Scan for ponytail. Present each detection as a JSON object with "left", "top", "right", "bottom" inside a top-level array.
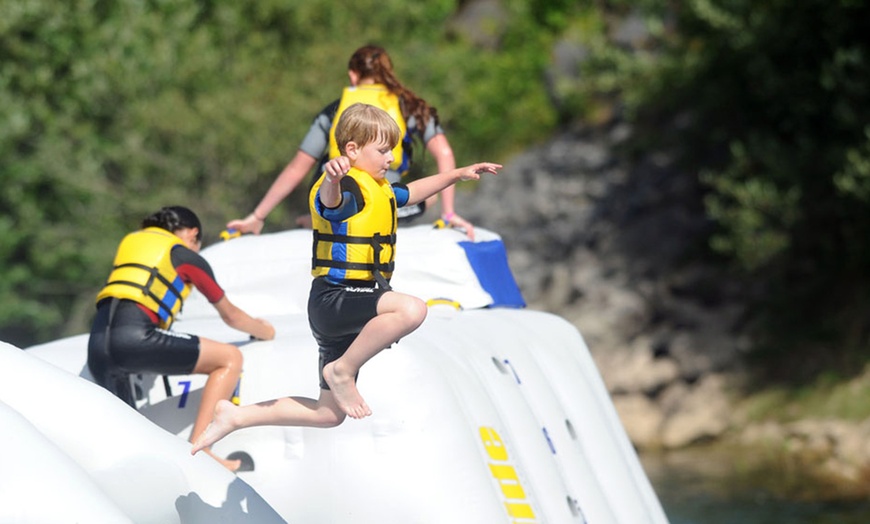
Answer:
[{"left": 348, "top": 45, "right": 439, "bottom": 138}]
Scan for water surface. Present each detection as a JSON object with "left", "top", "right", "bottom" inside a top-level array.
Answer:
[{"left": 641, "top": 446, "right": 870, "bottom": 524}]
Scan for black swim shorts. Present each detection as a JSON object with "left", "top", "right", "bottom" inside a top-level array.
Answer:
[
  {"left": 87, "top": 298, "right": 200, "bottom": 406},
  {"left": 307, "top": 276, "right": 389, "bottom": 389}
]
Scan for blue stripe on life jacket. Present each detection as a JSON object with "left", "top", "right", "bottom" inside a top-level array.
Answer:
[{"left": 158, "top": 275, "right": 187, "bottom": 323}]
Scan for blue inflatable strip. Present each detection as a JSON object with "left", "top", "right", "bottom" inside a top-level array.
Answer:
[{"left": 458, "top": 240, "right": 526, "bottom": 308}]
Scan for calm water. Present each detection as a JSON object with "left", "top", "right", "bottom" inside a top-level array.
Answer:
[{"left": 641, "top": 447, "right": 870, "bottom": 524}]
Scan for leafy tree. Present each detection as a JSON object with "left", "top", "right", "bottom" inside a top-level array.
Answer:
[
  {"left": 0, "top": 0, "right": 561, "bottom": 346},
  {"left": 596, "top": 0, "right": 870, "bottom": 372}
]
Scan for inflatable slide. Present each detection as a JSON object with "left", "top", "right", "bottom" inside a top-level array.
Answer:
[
  {"left": 22, "top": 225, "right": 669, "bottom": 523},
  {"left": 0, "top": 341, "right": 284, "bottom": 523}
]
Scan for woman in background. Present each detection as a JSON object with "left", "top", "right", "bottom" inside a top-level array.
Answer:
[{"left": 227, "top": 44, "right": 480, "bottom": 239}]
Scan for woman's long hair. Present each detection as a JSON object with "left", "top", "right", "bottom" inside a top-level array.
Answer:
[{"left": 348, "top": 45, "right": 439, "bottom": 136}]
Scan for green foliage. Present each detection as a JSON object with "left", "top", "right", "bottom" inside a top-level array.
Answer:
[
  {"left": 741, "top": 368, "right": 870, "bottom": 423},
  {"left": 542, "top": 0, "right": 870, "bottom": 374},
  {"left": 834, "top": 126, "right": 870, "bottom": 201},
  {"left": 635, "top": 0, "right": 870, "bottom": 272},
  {"left": 633, "top": 0, "right": 870, "bottom": 372},
  {"left": 6, "top": 0, "right": 867, "bottom": 379},
  {"left": 539, "top": 2, "right": 665, "bottom": 123},
  {"left": 701, "top": 141, "right": 800, "bottom": 270},
  {"left": 0, "top": 0, "right": 561, "bottom": 346}
]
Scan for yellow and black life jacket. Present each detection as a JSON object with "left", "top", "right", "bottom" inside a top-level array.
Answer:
[
  {"left": 95, "top": 227, "right": 191, "bottom": 329},
  {"left": 309, "top": 167, "right": 397, "bottom": 288},
  {"left": 328, "top": 84, "right": 409, "bottom": 174}
]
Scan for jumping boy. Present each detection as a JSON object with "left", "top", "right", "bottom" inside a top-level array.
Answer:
[{"left": 192, "top": 103, "right": 500, "bottom": 453}]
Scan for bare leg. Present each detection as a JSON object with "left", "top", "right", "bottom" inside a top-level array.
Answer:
[
  {"left": 324, "top": 291, "right": 426, "bottom": 419},
  {"left": 321, "top": 362, "right": 369, "bottom": 419},
  {"left": 192, "top": 390, "right": 345, "bottom": 455},
  {"left": 189, "top": 338, "right": 243, "bottom": 471}
]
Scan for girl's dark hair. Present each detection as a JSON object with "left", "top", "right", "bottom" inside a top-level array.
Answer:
[
  {"left": 348, "top": 45, "right": 439, "bottom": 136},
  {"left": 142, "top": 206, "right": 202, "bottom": 241}
]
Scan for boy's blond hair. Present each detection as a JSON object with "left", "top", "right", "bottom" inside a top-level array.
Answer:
[{"left": 334, "top": 103, "right": 401, "bottom": 155}]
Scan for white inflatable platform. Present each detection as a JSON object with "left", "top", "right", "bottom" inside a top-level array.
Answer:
[
  {"left": 0, "top": 341, "right": 284, "bottom": 523},
  {"left": 20, "top": 225, "right": 668, "bottom": 523}
]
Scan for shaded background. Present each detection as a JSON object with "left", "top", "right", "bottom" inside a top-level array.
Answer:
[{"left": 3, "top": 0, "right": 870, "bottom": 519}]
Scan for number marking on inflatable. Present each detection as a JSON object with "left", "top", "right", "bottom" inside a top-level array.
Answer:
[
  {"left": 177, "top": 380, "right": 191, "bottom": 408},
  {"left": 479, "top": 426, "right": 537, "bottom": 522}
]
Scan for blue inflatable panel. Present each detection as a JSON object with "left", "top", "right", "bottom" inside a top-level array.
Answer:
[{"left": 460, "top": 240, "right": 526, "bottom": 308}]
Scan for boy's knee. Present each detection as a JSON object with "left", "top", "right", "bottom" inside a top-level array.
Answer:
[
  {"left": 400, "top": 296, "right": 427, "bottom": 323},
  {"left": 410, "top": 298, "right": 427, "bottom": 326}
]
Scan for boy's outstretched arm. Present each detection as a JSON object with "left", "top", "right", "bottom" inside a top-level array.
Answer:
[{"left": 406, "top": 163, "right": 501, "bottom": 206}]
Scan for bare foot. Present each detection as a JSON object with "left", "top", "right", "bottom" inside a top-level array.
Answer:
[
  {"left": 204, "top": 449, "right": 242, "bottom": 472},
  {"left": 322, "top": 362, "right": 372, "bottom": 419},
  {"left": 191, "top": 399, "right": 238, "bottom": 455}
]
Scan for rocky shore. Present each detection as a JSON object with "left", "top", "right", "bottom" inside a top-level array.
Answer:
[{"left": 450, "top": 118, "right": 870, "bottom": 497}]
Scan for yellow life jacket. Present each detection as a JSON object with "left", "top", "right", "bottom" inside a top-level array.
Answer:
[
  {"left": 95, "top": 227, "right": 191, "bottom": 329},
  {"left": 328, "top": 84, "right": 409, "bottom": 174},
  {"left": 309, "top": 167, "right": 397, "bottom": 286}
]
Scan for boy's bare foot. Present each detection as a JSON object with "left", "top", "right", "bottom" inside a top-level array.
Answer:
[
  {"left": 323, "top": 362, "right": 372, "bottom": 419},
  {"left": 191, "top": 399, "right": 238, "bottom": 455}
]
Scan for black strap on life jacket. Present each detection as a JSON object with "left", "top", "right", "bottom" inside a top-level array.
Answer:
[
  {"left": 104, "top": 263, "right": 184, "bottom": 323},
  {"left": 312, "top": 231, "right": 396, "bottom": 290}
]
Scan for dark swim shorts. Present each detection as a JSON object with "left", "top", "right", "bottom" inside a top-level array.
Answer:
[
  {"left": 307, "top": 276, "right": 389, "bottom": 389},
  {"left": 87, "top": 298, "right": 200, "bottom": 406}
]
